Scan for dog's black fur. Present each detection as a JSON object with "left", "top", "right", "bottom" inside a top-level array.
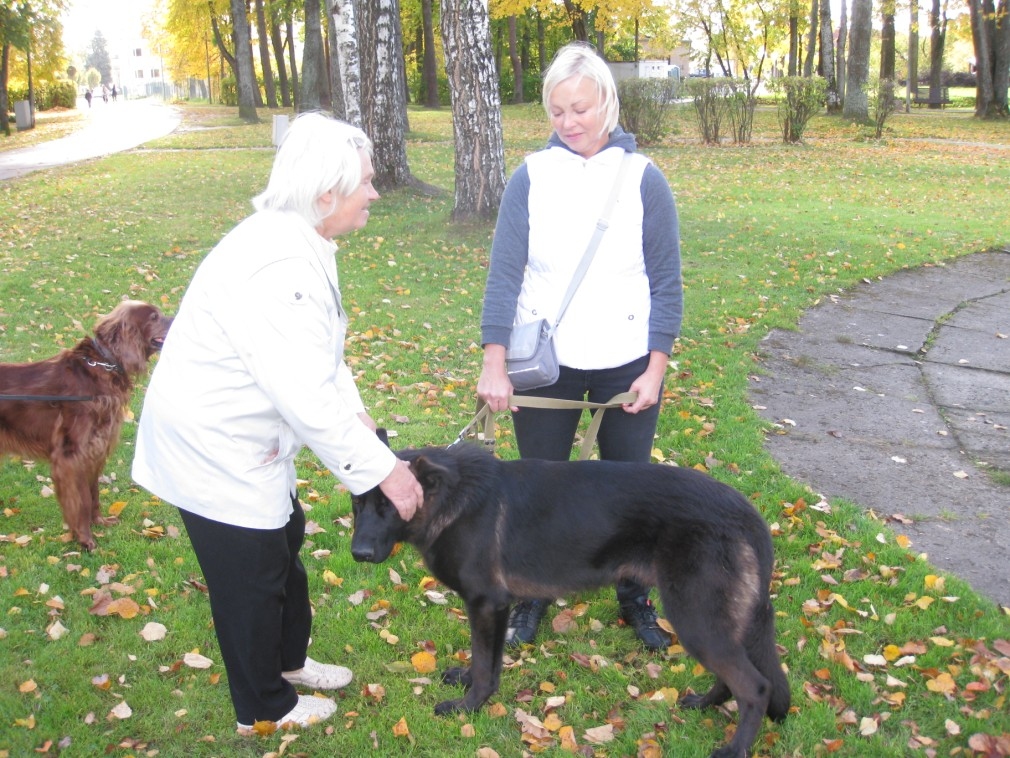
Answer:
[{"left": 351, "top": 438, "right": 789, "bottom": 758}]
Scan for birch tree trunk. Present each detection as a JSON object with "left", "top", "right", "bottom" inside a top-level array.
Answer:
[
  {"left": 440, "top": 0, "right": 506, "bottom": 221},
  {"left": 326, "top": 8, "right": 344, "bottom": 118},
  {"left": 330, "top": 0, "right": 362, "bottom": 126},
  {"left": 843, "top": 0, "right": 871, "bottom": 120},
  {"left": 230, "top": 0, "right": 259, "bottom": 122},
  {"left": 359, "top": 0, "right": 415, "bottom": 189}
]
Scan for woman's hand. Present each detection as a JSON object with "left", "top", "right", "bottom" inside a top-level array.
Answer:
[
  {"left": 623, "top": 350, "right": 668, "bottom": 414},
  {"left": 378, "top": 459, "right": 424, "bottom": 521},
  {"left": 476, "top": 344, "right": 517, "bottom": 412}
]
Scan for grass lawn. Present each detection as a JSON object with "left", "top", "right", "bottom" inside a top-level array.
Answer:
[{"left": 0, "top": 100, "right": 1008, "bottom": 757}]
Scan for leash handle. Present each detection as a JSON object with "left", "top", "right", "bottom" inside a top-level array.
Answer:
[{"left": 452, "top": 392, "right": 637, "bottom": 461}]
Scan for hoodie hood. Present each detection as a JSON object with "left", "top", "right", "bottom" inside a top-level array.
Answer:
[{"left": 546, "top": 125, "right": 638, "bottom": 155}]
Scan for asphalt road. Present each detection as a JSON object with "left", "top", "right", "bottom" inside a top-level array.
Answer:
[{"left": 0, "top": 97, "right": 180, "bottom": 180}]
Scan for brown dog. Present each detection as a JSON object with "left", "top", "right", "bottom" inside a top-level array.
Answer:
[{"left": 0, "top": 301, "right": 172, "bottom": 550}]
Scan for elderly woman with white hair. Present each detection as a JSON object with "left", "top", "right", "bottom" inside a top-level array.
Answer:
[
  {"left": 476, "top": 42, "right": 683, "bottom": 650},
  {"left": 133, "top": 112, "right": 423, "bottom": 731}
]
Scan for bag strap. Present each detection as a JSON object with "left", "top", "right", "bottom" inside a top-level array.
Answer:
[
  {"left": 451, "top": 392, "right": 638, "bottom": 461},
  {"left": 552, "top": 152, "right": 634, "bottom": 331}
]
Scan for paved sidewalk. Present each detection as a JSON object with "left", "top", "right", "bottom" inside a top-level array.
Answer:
[
  {"left": 0, "top": 97, "right": 180, "bottom": 180},
  {"left": 750, "top": 250, "right": 1010, "bottom": 607}
]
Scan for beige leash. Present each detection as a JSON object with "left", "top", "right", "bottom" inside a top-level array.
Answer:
[{"left": 450, "top": 392, "right": 638, "bottom": 461}]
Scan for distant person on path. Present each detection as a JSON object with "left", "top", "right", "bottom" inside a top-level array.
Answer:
[
  {"left": 84, "top": 89, "right": 92, "bottom": 108},
  {"left": 111, "top": 85, "right": 117, "bottom": 102},
  {"left": 132, "top": 113, "right": 424, "bottom": 732},
  {"left": 101, "top": 84, "right": 108, "bottom": 103},
  {"left": 476, "top": 41, "right": 683, "bottom": 650}
]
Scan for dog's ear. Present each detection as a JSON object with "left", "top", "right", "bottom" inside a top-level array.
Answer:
[
  {"left": 410, "top": 454, "right": 460, "bottom": 495},
  {"left": 376, "top": 428, "right": 389, "bottom": 447}
]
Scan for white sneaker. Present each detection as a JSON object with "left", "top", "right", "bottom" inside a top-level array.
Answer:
[
  {"left": 282, "top": 656, "right": 353, "bottom": 690},
  {"left": 236, "top": 693, "right": 337, "bottom": 730}
]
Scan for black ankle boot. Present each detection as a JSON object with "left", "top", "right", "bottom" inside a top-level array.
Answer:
[
  {"left": 505, "top": 599, "right": 549, "bottom": 647},
  {"left": 619, "top": 595, "right": 670, "bottom": 651}
]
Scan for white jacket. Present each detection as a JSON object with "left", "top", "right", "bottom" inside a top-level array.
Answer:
[{"left": 132, "top": 210, "right": 396, "bottom": 529}]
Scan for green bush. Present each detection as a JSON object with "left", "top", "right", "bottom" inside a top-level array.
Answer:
[
  {"left": 685, "top": 77, "right": 731, "bottom": 144},
  {"left": 7, "top": 80, "right": 79, "bottom": 111},
  {"left": 618, "top": 77, "right": 681, "bottom": 145},
  {"left": 769, "top": 76, "right": 827, "bottom": 143},
  {"left": 869, "top": 77, "right": 897, "bottom": 138}
]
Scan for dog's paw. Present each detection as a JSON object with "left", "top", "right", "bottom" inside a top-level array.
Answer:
[
  {"left": 433, "top": 698, "right": 465, "bottom": 716},
  {"left": 95, "top": 515, "right": 120, "bottom": 526},
  {"left": 678, "top": 693, "right": 706, "bottom": 710},
  {"left": 440, "top": 666, "right": 471, "bottom": 689},
  {"left": 707, "top": 745, "right": 747, "bottom": 758},
  {"left": 75, "top": 534, "right": 98, "bottom": 552}
]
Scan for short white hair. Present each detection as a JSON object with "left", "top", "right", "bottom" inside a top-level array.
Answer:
[
  {"left": 253, "top": 112, "right": 372, "bottom": 227},
  {"left": 542, "top": 42, "right": 620, "bottom": 136}
]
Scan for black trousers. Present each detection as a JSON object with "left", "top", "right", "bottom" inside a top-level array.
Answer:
[
  {"left": 511, "top": 354, "right": 662, "bottom": 604},
  {"left": 179, "top": 496, "right": 311, "bottom": 724}
]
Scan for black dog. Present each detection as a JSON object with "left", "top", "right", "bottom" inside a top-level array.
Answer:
[{"left": 351, "top": 439, "right": 789, "bottom": 758}]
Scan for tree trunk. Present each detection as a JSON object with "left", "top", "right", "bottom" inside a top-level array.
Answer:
[
  {"left": 928, "top": 0, "right": 947, "bottom": 109},
  {"left": 837, "top": 0, "right": 848, "bottom": 104},
  {"left": 255, "top": 0, "right": 278, "bottom": 107},
  {"left": 286, "top": 16, "right": 299, "bottom": 110},
  {"left": 803, "top": 0, "right": 818, "bottom": 76},
  {"left": 536, "top": 11, "right": 546, "bottom": 73},
  {"left": 843, "top": 0, "right": 872, "bottom": 120},
  {"left": 788, "top": 0, "right": 799, "bottom": 76},
  {"left": 330, "top": 0, "right": 362, "bottom": 126},
  {"left": 230, "top": 0, "right": 259, "bottom": 122},
  {"left": 1, "top": 41, "right": 10, "bottom": 137},
  {"left": 211, "top": 13, "right": 238, "bottom": 81},
  {"left": 440, "top": 0, "right": 506, "bottom": 221},
  {"left": 969, "top": 0, "right": 1010, "bottom": 116},
  {"left": 508, "top": 15, "right": 523, "bottom": 104},
  {"left": 268, "top": 1, "right": 291, "bottom": 107},
  {"left": 300, "top": 0, "right": 324, "bottom": 111},
  {"left": 880, "top": 0, "right": 896, "bottom": 80},
  {"left": 562, "top": 0, "right": 589, "bottom": 41},
  {"left": 819, "top": 0, "right": 840, "bottom": 110},
  {"left": 995, "top": 0, "right": 1010, "bottom": 115},
  {"left": 325, "top": 7, "right": 342, "bottom": 115},
  {"left": 359, "top": 0, "right": 415, "bottom": 189},
  {"left": 907, "top": 0, "right": 919, "bottom": 111},
  {"left": 421, "top": 0, "right": 439, "bottom": 106}
]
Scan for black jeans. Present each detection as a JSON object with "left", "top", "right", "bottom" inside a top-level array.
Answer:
[
  {"left": 511, "top": 354, "right": 662, "bottom": 603},
  {"left": 179, "top": 496, "right": 311, "bottom": 724}
]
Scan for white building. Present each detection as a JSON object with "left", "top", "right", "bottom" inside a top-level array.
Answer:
[{"left": 110, "top": 39, "right": 168, "bottom": 99}]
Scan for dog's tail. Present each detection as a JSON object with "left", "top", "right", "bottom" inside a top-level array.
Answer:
[{"left": 748, "top": 599, "right": 791, "bottom": 722}]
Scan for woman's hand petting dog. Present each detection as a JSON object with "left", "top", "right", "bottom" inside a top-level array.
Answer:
[{"left": 0, "top": 300, "right": 172, "bottom": 550}]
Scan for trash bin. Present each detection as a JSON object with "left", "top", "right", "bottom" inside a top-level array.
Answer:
[
  {"left": 14, "top": 100, "right": 33, "bottom": 131},
  {"left": 272, "top": 114, "right": 289, "bottom": 146}
]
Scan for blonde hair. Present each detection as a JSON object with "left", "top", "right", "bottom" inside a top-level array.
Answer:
[
  {"left": 541, "top": 42, "right": 620, "bottom": 136},
  {"left": 253, "top": 112, "right": 372, "bottom": 227}
]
